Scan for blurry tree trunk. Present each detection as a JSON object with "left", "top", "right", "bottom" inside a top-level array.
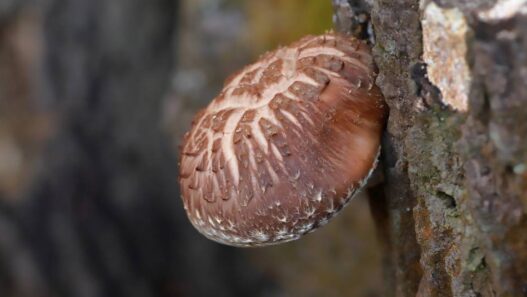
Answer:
[
  {"left": 335, "top": 0, "right": 527, "bottom": 296},
  {"left": 0, "top": 1, "right": 274, "bottom": 297},
  {"left": 1, "top": 0, "right": 526, "bottom": 296}
]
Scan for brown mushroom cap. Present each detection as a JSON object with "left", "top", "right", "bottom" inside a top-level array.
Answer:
[{"left": 179, "top": 32, "right": 387, "bottom": 247}]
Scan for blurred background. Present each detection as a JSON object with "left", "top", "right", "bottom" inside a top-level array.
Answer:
[{"left": 0, "top": 0, "right": 382, "bottom": 296}]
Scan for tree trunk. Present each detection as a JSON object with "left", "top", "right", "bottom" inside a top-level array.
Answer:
[
  {"left": 335, "top": 0, "right": 527, "bottom": 296},
  {"left": 0, "top": 1, "right": 275, "bottom": 297},
  {"left": 1, "top": 0, "right": 526, "bottom": 296}
]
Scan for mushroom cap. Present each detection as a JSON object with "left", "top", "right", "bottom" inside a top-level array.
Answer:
[{"left": 179, "top": 32, "right": 387, "bottom": 247}]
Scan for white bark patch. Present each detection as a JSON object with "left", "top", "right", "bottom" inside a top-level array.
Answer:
[
  {"left": 478, "top": 0, "right": 527, "bottom": 22},
  {"left": 422, "top": 2, "right": 470, "bottom": 112}
]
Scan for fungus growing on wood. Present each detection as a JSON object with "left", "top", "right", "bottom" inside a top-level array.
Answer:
[{"left": 179, "top": 32, "right": 387, "bottom": 247}]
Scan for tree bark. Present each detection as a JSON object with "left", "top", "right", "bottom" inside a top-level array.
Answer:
[
  {"left": 336, "top": 0, "right": 527, "bottom": 296},
  {"left": 1, "top": 0, "right": 526, "bottom": 296}
]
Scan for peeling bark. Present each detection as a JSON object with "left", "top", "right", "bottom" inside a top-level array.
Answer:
[
  {"left": 337, "top": 0, "right": 527, "bottom": 296},
  {"left": 0, "top": 1, "right": 525, "bottom": 296}
]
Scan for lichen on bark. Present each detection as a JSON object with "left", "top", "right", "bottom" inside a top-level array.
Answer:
[{"left": 341, "top": 0, "right": 527, "bottom": 296}]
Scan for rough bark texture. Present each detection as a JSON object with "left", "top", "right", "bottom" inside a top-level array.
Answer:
[
  {"left": 335, "top": 0, "right": 527, "bottom": 296},
  {"left": 0, "top": 0, "right": 526, "bottom": 296}
]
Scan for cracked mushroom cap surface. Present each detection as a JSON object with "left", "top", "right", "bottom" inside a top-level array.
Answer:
[{"left": 179, "top": 32, "right": 387, "bottom": 247}]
